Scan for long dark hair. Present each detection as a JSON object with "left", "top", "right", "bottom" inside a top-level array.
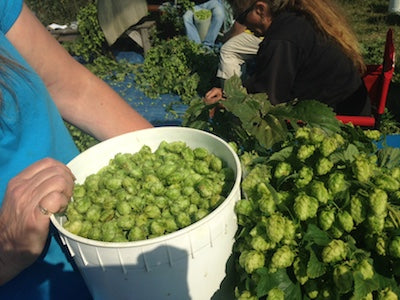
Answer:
[
  {"left": 229, "top": 0, "right": 366, "bottom": 74},
  {"left": 0, "top": 51, "right": 25, "bottom": 106}
]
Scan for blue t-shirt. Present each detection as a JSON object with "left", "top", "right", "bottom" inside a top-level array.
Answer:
[{"left": 0, "top": 1, "right": 91, "bottom": 299}]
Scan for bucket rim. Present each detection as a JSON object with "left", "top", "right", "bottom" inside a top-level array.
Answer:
[{"left": 50, "top": 126, "right": 242, "bottom": 248}]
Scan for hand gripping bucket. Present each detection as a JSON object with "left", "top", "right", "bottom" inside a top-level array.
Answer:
[{"left": 51, "top": 127, "right": 242, "bottom": 300}]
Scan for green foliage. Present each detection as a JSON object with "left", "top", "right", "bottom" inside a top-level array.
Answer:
[
  {"left": 65, "top": 122, "right": 98, "bottom": 152},
  {"left": 380, "top": 109, "right": 400, "bottom": 135},
  {"left": 360, "top": 37, "right": 386, "bottom": 65},
  {"left": 60, "top": 3, "right": 136, "bottom": 152},
  {"left": 65, "top": 2, "right": 108, "bottom": 63},
  {"left": 135, "top": 36, "right": 219, "bottom": 104},
  {"left": 29, "top": 0, "right": 400, "bottom": 150},
  {"left": 233, "top": 124, "right": 400, "bottom": 299},
  {"left": 85, "top": 55, "right": 137, "bottom": 81},
  {"left": 183, "top": 75, "right": 342, "bottom": 152},
  {"left": 337, "top": 0, "right": 400, "bottom": 83},
  {"left": 157, "top": 0, "right": 194, "bottom": 39},
  {"left": 26, "top": 0, "right": 92, "bottom": 25}
]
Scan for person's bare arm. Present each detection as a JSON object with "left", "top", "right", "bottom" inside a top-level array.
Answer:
[{"left": 6, "top": 4, "right": 152, "bottom": 141}]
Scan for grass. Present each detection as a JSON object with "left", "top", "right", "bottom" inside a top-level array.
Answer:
[
  {"left": 339, "top": 0, "right": 399, "bottom": 63},
  {"left": 339, "top": 0, "right": 400, "bottom": 128}
]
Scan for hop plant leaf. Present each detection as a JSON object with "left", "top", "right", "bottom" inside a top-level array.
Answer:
[{"left": 189, "top": 75, "right": 343, "bottom": 150}]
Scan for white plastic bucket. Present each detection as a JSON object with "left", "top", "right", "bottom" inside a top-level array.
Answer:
[
  {"left": 194, "top": 10, "right": 211, "bottom": 42},
  {"left": 389, "top": 0, "right": 400, "bottom": 14},
  {"left": 51, "top": 127, "right": 242, "bottom": 300}
]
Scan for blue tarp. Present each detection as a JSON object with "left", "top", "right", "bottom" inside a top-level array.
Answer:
[
  {"left": 104, "top": 51, "right": 400, "bottom": 149},
  {"left": 379, "top": 134, "right": 400, "bottom": 148},
  {"left": 108, "top": 51, "right": 189, "bottom": 126}
]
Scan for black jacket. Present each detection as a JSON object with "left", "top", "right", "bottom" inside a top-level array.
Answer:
[{"left": 244, "top": 12, "right": 370, "bottom": 116}]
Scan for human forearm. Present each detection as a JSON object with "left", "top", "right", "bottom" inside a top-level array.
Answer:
[
  {"left": 6, "top": 4, "right": 152, "bottom": 141},
  {"left": 50, "top": 69, "right": 153, "bottom": 141}
]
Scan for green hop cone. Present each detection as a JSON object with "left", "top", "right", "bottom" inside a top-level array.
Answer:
[
  {"left": 367, "top": 214, "right": 385, "bottom": 234},
  {"left": 374, "top": 173, "right": 400, "bottom": 193},
  {"left": 274, "top": 161, "right": 292, "bottom": 179},
  {"left": 329, "top": 223, "right": 344, "bottom": 239},
  {"left": 309, "top": 180, "right": 330, "bottom": 204},
  {"left": 236, "top": 290, "right": 258, "bottom": 300},
  {"left": 194, "top": 9, "right": 212, "bottom": 20},
  {"left": 295, "top": 166, "right": 314, "bottom": 188},
  {"left": 316, "top": 157, "right": 334, "bottom": 176},
  {"left": 319, "top": 134, "right": 344, "bottom": 157},
  {"left": 377, "top": 288, "right": 398, "bottom": 300},
  {"left": 369, "top": 188, "right": 388, "bottom": 217},
  {"left": 282, "top": 218, "right": 297, "bottom": 244},
  {"left": 357, "top": 259, "right": 374, "bottom": 280},
  {"left": 297, "top": 144, "right": 316, "bottom": 161},
  {"left": 309, "top": 127, "right": 326, "bottom": 144},
  {"left": 352, "top": 154, "right": 375, "bottom": 183},
  {"left": 319, "top": 208, "right": 335, "bottom": 231},
  {"left": 265, "top": 214, "right": 286, "bottom": 243},
  {"left": 389, "top": 236, "right": 400, "bottom": 258},
  {"left": 376, "top": 235, "right": 387, "bottom": 256},
  {"left": 270, "top": 245, "right": 295, "bottom": 271},
  {"left": 327, "top": 172, "right": 348, "bottom": 195},
  {"left": 295, "top": 127, "right": 311, "bottom": 141},
  {"left": 257, "top": 192, "right": 276, "bottom": 216},
  {"left": 350, "top": 194, "right": 367, "bottom": 225},
  {"left": 294, "top": 193, "right": 319, "bottom": 221},
  {"left": 250, "top": 235, "right": 274, "bottom": 252},
  {"left": 337, "top": 210, "right": 354, "bottom": 233},
  {"left": 239, "top": 250, "right": 265, "bottom": 274},
  {"left": 322, "top": 239, "right": 347, "bottom": 264},
  {"left": 235, "top": 199, "right": 254, "bottom": 217},
  {"left": 268, "top": 287, "right": 285, "bottom": 300},
  {"left": 391, "top": 167, "right": 400, "bottom": 181},
  {"left": 363, "top": 129, "right": 382, "bottom": 140}
]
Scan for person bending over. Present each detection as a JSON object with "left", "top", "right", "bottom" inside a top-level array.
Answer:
[
  {"left": 216, "top": 21, "right": 262, "bottom": 84},
  {"left": 205, "top": 0, "right": 371, "bottom": 117}
]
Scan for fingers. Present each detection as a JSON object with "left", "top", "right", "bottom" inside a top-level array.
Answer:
[
  {"left": 17, "top": 158, "right": 75, "bottom": 182},
  {"left": 30, "top": 169, "right": 75, "bottom": 200},
  {"left": 36, "top": 191, "right": 70, "bottom": 218},
  {"left": 32, "top": 168, "right": 74, "bottom": 220},
  {"left": 5, "top": 158, "right": 75, "bottom": 221},
  {"left": 204, "top": 88, "right": 223, "bottom": 105},
  {"left": 37, "top": 203, "right": 53, "bottom": 216}
]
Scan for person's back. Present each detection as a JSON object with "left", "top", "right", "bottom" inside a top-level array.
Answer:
[{"left": 244, "top": 11, "right": 370, "bottom": 116}]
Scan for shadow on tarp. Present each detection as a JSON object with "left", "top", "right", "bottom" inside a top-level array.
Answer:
[{"left": 108, "top": 51, "right": 189, "bottom": 127}]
